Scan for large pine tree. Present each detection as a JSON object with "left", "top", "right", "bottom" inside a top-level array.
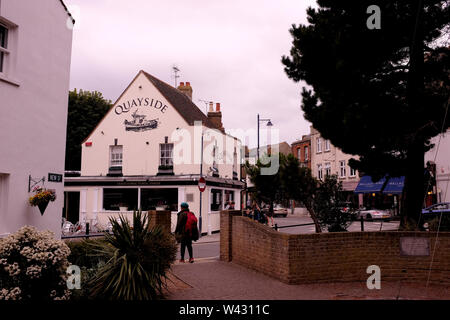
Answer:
[{"left": 282, "top": 0, "right": 450, "bottom": 226}]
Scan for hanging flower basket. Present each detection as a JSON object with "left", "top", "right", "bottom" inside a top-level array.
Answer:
[{"left": 28, "top": 187, "right": 56, "bottom": 216}]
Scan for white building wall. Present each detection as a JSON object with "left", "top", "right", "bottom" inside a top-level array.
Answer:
[
  {"left": 310, "top": 126, "right": 360, "bottom": 189},
  {"left": 67, "top": 70, "right": 242, "bottom": 234},
  {"left": 0, "top": 0, "right": 73, "bottom": 238},
  {"left": 425, "top": 128, "right": 450, "bottom": 203},
  {"left": 81, "top": 72, "right": 242, "bottom": 178}
]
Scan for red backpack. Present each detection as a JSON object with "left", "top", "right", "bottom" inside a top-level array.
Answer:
[{"left": 185, "top": 211, "right": 199, "bottom": 240}]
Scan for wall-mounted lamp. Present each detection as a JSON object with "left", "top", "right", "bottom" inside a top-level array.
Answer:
[
  {"left": 139, "top": 85, "right": 142, "bottom": 89},
  {"left": 101, "top": 131, "right": 104, "bottom": 135},
  {"left": 146, "top": 142, "right": 149, "bottom": 145}
]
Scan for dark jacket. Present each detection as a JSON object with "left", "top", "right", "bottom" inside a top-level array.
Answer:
[{"left": 175, "top": 209, "right": 190, "bottom": 241}]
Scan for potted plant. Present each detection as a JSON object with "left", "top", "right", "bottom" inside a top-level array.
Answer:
[{"left": 28, "top": 187, "right": 56, "bottom": 215}]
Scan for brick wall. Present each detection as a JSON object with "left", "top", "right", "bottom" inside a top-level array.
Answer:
[
  {"left": 220, "top": 211, "right": 450, "bottom": 285},
  {"left": 148, "top": 210, "right": 171, "bottom": 233}
]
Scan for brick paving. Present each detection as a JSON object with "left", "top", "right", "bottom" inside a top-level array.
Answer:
[{"left": 165, "top": 258, "right": 450, "bottom": 300}]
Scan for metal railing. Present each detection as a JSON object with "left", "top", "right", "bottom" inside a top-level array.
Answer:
[
  {"left": 273, "top": 222, "right": 315, "bottom": 231},
  {"left": 61, "top": 222, "right": 112, "bottom": 240},
  {"left": 272, "top": 216, "right": 397, "bottom": 232}
]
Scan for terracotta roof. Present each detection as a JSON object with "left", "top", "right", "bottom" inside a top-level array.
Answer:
[{"left": 142, "top": 71, "right": 220, "bottom": 130}]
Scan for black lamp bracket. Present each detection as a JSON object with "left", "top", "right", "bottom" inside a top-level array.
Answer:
[{"left": 28, "top": 175, "right": 46, "bottom": 193}]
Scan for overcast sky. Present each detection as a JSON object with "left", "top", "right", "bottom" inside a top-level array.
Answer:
[{"left": 65, "top": 0, "right": 316, "bottom": 148}]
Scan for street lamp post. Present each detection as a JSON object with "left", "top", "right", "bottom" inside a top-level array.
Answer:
[
  {"left": 199, "top": 132, "right": 204, "bottom": 237},
  {"left": 257, "top": 113, "right": 273, "bottom": 161}
]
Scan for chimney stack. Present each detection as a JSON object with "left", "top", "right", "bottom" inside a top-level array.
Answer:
[
  {"left": 177, "top": 81, "right": 193, "bottom": 100},
  {"left": 207, "top": 101, "right": 224, "bottom": 133}
]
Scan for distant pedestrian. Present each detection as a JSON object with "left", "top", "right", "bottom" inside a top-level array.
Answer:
[
  {"left": 175, "top": 202, "right": 199, "bottom": 263},
  {"left": 252, "top": 201, "right": 261, "bottom": 222},
  {"left": 266, "top": 203, "right": 274, "bottom": 227},
  {"left": 230, "top": 201, "right": 235, "bottom": 210}
]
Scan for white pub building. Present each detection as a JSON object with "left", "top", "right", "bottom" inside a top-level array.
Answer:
[{"left": 64, "top": 70, "right": 244, "bottom": 234}]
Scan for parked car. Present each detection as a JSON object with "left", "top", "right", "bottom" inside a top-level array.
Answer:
[
  {"left": 422, "top": 203, "right": 450, "bottom": 214},
  {"left": 356, "top": 208, "right": 391, "bottom": 221},
  {"left": 261, "top": 204, "right": 288, "bottom": 217},
  {"left": 273, "top": 204, "right": 288, "bottom": 217}
]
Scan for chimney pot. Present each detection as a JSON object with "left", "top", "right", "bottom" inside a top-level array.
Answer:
[
  {"left": 179, "top": 82, "right": 184, "bottom": 87},
  {"left": 186, "top": 81, "right": 190, "bottom": 86},
  {"left": 209, "top": 101, "right": 214, "bottom": 112},
  {"left": 216, "top": 103, "right": 221, "bottom": 112}
]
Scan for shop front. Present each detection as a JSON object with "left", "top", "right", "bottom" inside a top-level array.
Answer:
[{"left": 354, "top": 175, "right": 404, "bottom": 216}]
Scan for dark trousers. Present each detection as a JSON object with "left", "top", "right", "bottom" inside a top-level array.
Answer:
[{"left": 180, "top": 238, "right": 193, "bottom": 259}]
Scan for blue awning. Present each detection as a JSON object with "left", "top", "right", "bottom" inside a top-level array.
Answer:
[
  {"left": 354, "top": 175, "right": 387, "bottom": 194},
  {"left": 382, "top": 176, "right": 405, "bottom": 194}
]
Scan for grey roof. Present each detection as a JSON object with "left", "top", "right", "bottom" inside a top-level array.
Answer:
[{"left": 142, "top": 71, "right": 220, "bottom": 130}]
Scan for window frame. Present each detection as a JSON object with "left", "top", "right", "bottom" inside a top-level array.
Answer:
[
  {"left": 0, "top": 23, "right": 9, "bottom": 74},
  {"left": 304, "top": 146, "right": 309, "bottom": 161},
  {"left": 317, "top": 164, "right": 323, "bottom": 180},
  {"left": 110, "top": 145, "right": 123, "bottom": 168},
  {"left": 316, "top": 138, "right": 322, "bottom": 153},
  {"left": 324, "top": 139, "right": 330, "bottom": 152},
  {"left": 350, "top": 167, "right": 357, "bottom": 177},
  {"left": 339, "top": 160, "right": 346, "bottom": 178},
  {"left": 325, "top": 162, "right": 331, "bottom": 176},
  {"left": 159, "top": 143, "right": 174, "bottom": 166},
  {"left": 0, "top": 16, "right": 19, "bottom": 85}
]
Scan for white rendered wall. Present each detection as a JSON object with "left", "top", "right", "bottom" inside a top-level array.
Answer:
[
  {"left": 0, "top": 0, "right": 73, "bottom": 237},
  {"left": 80, "top": 71, "right": 242, "bottom": 179},
  {"left": 425, "top": 129, "right": 450, "bottom": 203}
]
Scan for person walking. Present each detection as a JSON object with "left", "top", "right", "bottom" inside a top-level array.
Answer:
[
  {"left": 175, "top": 202, "right": 198, "bottom": 263},
  {"left": 267, "top": 202, "right": 274, "bottom": 227},
  {"left": 252, "top": 201, "right": 261, "bottom": 222}
]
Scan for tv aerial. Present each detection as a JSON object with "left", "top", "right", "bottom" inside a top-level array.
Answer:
[{"left": 172, "top": 65, "right": 180, "bottom": 87}]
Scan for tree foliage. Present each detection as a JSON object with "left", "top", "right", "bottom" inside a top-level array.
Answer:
[
  {"left": 282, "top": 0, "right": 450, "bottom": 225},
  {"left": 245, "top": 153, "right": 352, "bottom": 232},
  {"left": 65, "top": 89, "right": 112, "bottom": 170}
]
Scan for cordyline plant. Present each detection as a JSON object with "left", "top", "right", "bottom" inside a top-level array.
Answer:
[
  {"left": 87, "top": 210, "right": 177, "bottom": 300},
  {"left": 28, "top": 187, "right": 56, "bottom": 206}
]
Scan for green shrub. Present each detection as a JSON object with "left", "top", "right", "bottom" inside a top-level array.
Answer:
[
  {"left": 65, "top": 239, "right": 109, "bottom": 300},
  {"left": 87, "top": 210, "right": 177, "bottom": 300},
  {"left": 66, "top": 238, "right": 107, "bottom": 269},
  {"left": 314, "top": 175, "right": 352, "bottom": 232},
  {"left": 0, "top": 226, "right": 71, "bottom": 300}
]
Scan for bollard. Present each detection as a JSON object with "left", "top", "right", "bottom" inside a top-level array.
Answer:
[
  {"left": 360, "top": 216, "right": 364, "bottom": 232},
  {"left": 274, "top": 223, "right": 278, "bottom": 231},
  {"left": 86, "top": 222, "right": 90, "bottom": 238}
]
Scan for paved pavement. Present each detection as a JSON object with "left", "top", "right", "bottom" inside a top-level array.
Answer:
[{"left": 166, "top": 232, "right": 450, "bottom": 300}]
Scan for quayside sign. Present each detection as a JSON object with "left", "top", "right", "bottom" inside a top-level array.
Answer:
[{"left": 114, "top": 97, "right": 169, "bottom": 115}]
